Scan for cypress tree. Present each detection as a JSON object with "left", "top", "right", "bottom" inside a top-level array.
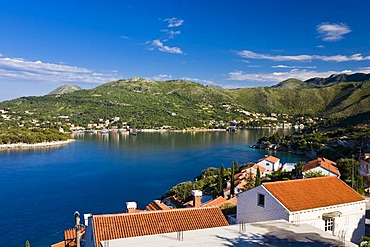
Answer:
[
  {"left": 220, "top": 164, "right": 225, "bottom": 197},
  {"left": 256, "top": 167, "right": 261, "bottom": 186},
  {"left": 230, "top": 162, "right": 235, "bottom": 196}
]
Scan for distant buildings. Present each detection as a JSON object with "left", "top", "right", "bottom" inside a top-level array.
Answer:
[{"left": 52, "top": 154, "right": 368, "bottom": 247}]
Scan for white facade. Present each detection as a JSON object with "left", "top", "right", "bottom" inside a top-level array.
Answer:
[
  {"left": 302, "top": 166, "right": 339, "bottom": 177},
  {"left": 237, "top": 186, "right": 288, "bottom": 223},
  {"left": 256, "top": 158, "right": 280, "bottom": 172},
  {"left": 359, "top": 154, "right": 370, "bottom": 176},
  {"left": 237, "top": 185, "right": 366, "bottom": 244},
  {"left": 242, "top": 165, "right": 268, "bottom": 177}
]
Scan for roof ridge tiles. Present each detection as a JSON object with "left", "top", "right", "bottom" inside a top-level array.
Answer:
[{"left": 93, "top": 206, "right": 219, "bottom": 218}]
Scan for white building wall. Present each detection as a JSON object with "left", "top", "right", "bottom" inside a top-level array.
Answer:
[
  {"left": 359, "top": 159, "right": 370, "bottom": 176},
  {"left": 288, "top": 201, "right": 366, "bottom": 244},
  {"left": 237, "top": 185, "right": 366, "bottom": 244},
  {"left": 256, "top": 160, "right": 274, "bottom": 173},
  {"left": 237, "top": 186, "right": 288, "bottom": 223}
]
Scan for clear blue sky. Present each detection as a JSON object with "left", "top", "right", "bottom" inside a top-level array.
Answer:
[{"left": 1, "top": 0, "right": 370, "bottom": 101}]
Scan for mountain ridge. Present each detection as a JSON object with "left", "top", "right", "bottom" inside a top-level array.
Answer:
[
  {"left": 1, "top": 73, "right": 369, "bottom": 129},
  {"left": 48, "top": 84, "right": 82, "bottom": 95}
]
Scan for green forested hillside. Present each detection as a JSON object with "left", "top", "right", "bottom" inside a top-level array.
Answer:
[{"left": 0, "top": 76, "right": 369, "bottom": 131}]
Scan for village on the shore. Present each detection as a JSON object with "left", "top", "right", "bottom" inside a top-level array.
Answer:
[
  {"left": 1, "top": 106, "right": 323, "bottom": 134},
  {"left": 51, "top": 149, "right": 370, "bottom": 247}
]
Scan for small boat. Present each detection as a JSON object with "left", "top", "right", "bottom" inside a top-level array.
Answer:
[
  {"left": 100, "top": 130, "right": 109, "bottom": 135},
  {"left": 85, "top": 130, "right": 97, "bottom": 134},
  {"left": 71, "top": 130, "right": 85, "bottom": 134},
  {"left": 130, "top": 129, "right": 137, "bottom": 136}
]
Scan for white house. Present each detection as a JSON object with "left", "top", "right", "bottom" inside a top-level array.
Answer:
[
  {"left": 256, "top": 155, "right": 280, "bottom": 173},
  {"left": 242, "top": 164, "right": 268, "bottom": 177},
  {"left": 302, "top": 157, "right": 340, "bottom": 177},
  {"left": 359, "top": 153, "right": 370, "bottom": 176},
  {"left": 281, "top": 162, "right": 296, "bottom": 172},
  {"left": 237, "top": 176, "right": 366, "bottom": 244}
]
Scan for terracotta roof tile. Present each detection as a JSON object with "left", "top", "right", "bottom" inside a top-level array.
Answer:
[
  {"left": 303, "top": 157, "right": 340, "bottom": 175},
  {"left": 146, "top": 200, "right": 171, "bottom": 211},
  {"left": 263, "top": 176, "right": 365, "bottom": 212},
  {"left": 227, "top": 197, "right": 237, "bottom": 206},
  {"left": 253, "top": 164, "right": 267, "bottom": 173},
  {"left": 51, "top": 242, "right": 65, "bottom": 247},
  {"left": 51, "top": 227, "right": 85, "bottom": 247},
  {"left": 92, "top": 207, "right": 228, "bottom": 244},
  {"left": 259, "top": 155, "right": 279, "bottom": 163},
  {"left": 202, "top": 196, "right": 227, "bottom": 207},
  {"left": 162, "top": 195, "right": 181, "bottom": 208},
  {"left": 64, "top": 227, "right": 85, "bottom": 247}
]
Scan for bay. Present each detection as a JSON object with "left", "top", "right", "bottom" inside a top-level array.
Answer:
[{"left": 0, "top": 129, "right": 305, "bottom": 247}]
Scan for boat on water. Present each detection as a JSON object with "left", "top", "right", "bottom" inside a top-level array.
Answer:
[
  {"left": 71, "top": 130, "right": 85, "bottom": 134},
  {"left": 85, "top": 130, "right": 98, "bottom": 134},
  {"left": 130, "top": 129, "right": 137, "bottom": 136},
  {"left": 100, "top": 130, "right": 109, "bottom": 135}
]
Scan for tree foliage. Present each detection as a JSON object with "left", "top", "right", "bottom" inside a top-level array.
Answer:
[
  {"left": 170, "top": 181, "right": 193, "bottom": 201},
  {"left": 337, "top": 158, "right": 364, "bottom": 194},
  {"left": 303, "top": 170, "right": 326, "bottom": 178},
  {"left": 255, "top": 167, "right": 261, "bottom": 186}
]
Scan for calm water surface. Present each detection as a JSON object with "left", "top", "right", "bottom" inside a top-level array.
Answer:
[{"left": 0, "top": 129, "right": 305, "bottom": 247}]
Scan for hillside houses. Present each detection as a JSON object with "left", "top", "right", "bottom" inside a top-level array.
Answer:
[
  {"left": 51, "top": 154, "right": 368, "bottom": 247},
  {"left": 242, "top": 163, "right": 268, "bottom": 177}
]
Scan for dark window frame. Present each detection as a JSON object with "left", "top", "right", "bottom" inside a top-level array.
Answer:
[{"left": 258, "top": 193, "right": 265, "bottom": 207}]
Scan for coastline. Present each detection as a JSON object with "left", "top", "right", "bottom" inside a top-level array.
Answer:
[
  {"left": 93, "top": 126, "right": 294, "bottom": 134},
  {"left": 138, "top": 128, "right": 227, "bottom": 133},
  {"left": 0, "top": 139, "right": 75, "bottom": 150}
]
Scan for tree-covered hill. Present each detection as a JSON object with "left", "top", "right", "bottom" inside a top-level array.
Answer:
[{"left": 0, "top": 74, "right": 369, "bottom": 130}]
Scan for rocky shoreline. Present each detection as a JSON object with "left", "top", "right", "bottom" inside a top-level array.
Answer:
[{"left": 0, "top": 139, "right": 75, "bottom": 150}]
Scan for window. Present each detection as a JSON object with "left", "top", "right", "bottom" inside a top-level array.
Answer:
[
  {"left": 324, "top": 218, "right": 333, "bottom": 232},
  {"left": 258, "top": 193, "right": 265, "bottom": 207}
]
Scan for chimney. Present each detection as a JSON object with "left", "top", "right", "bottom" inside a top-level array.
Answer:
[
  {"left": 192, "top": 190, "right": 202, "bottom": 208},
  {"left": 74, "top": 211, "right": 81, "bottom": 247},
  {"left": 84, "top": 213, "right": 92, "bottom": 226},
  {"left": 126, "top": 201, "right": 137, "bottom": 213}
]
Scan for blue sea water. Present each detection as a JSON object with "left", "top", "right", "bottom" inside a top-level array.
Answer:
[{"left": 0, "top": 129, "right": 305, "bottom": 247}]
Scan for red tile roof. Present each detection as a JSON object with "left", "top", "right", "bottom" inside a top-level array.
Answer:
[
  {"left": 202, "top": 196, "right": 227, "bottom": 207},
  {"left": 146, "top": 200, "right": 171, "bottom": 211},
  {"left": 162, "top": 195, "right": 181, "bottom": 208},
  {"left": 263, "top": 176, "right": 365, "bottom": 212},
  {"left": 247, "top": 164, "right": 267, "bottom": 173},
  {"left": 259, "top": 155, "right": 279, "bottom": 163},
  {"left": 227, "top": 197, "right": 237, "bottom": 206},
  {"left": 51, "top": 242, "right": 65, "bottom": 247},
  {"left": 92, "top": 207, "right": 228, "bottom": 244},
  {"left": 51, "top": 227, "right": 85, "bottom": 247},
  {"left": 303, "top": 157, "right": 340, "bottom": 175}
]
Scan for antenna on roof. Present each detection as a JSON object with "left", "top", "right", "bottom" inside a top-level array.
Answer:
[{"left": 75, "top": 211, "right": 81, "bottom": 247}]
